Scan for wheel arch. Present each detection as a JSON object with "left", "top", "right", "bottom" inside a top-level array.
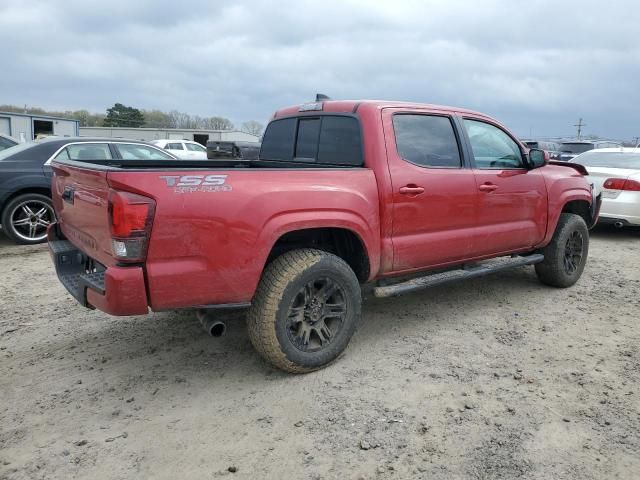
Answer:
[
  {"left": 541, "top": 190, "right": 593, "bottom": 247},
  {"left": 264, "top": 226, "right": 373, "bottom": 283},
  {"left": 561, "top": 199, "right": 591, "bottom": 226}
]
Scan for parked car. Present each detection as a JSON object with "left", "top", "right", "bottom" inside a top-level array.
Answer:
[
  {"left": 0, "top": 137, "right": 176, "bottom": 244},
  {"left": 151, "top": 139, "right": 207, "bottom": 159},
  {"left": 559, "top": 140, "right": 622, "bottom": 161},
  {"left": 571, "top": 148, "right": 640, "bottom": 227},
  {"left": 206, "top": 140, "right": 261, "bottom": 162},
  {"left": 0, "top": 133, "right": 18, "bottom": 151},
  {"left": 47, "top": 99, "right": 600, "bottom": 373},
  {"left": 522, "top": 140, "right": 563, "bottom": 160}
]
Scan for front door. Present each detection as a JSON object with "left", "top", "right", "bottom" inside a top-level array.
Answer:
[
  {"left": 383, "top": 109, "right": 479, "bottom": 272},
  {"left": 460, "top": 117, "right": 547, "bottom": 256}
]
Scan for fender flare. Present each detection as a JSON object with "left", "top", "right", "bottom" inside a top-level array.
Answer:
[
  {"left": 255, "top": 209, "right": 381, "bottom": 281},
  {"left": 542, "top": 188, "right": 594, "bottom": 245}
]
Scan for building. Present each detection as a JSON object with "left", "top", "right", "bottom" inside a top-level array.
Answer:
[
  {"left": 0, "top": 111, "right": 80, "bottom": 142},
  {"left": 79, "top": 126, "right": 260, "bottom": 145}
]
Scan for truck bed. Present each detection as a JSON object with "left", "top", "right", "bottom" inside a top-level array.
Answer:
[{"left": 50, "top": 158, "right": 381, "bottom": 313}]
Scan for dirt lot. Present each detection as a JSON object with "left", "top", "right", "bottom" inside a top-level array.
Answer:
[{"left": 0, "top": 226, "right": 638, "bottom": 480}]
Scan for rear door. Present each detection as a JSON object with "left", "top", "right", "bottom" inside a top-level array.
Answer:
[
  {"left": 383, "top": 108, "right": 479, "bottom": 271},
  {"left": 460, "top": 116, "right": 547, "bottom": 256}
]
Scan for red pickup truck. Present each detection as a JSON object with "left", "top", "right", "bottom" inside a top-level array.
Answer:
[{"left": 48, "top": 99, "right": 600, "bottom": 373}]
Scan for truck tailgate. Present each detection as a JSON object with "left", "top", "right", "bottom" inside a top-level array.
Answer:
[{"left": 51, "top": 163, "right": 115, "bottom": 267}]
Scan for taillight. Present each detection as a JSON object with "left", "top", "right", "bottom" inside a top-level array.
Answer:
[
  {"left": 603, "top": 178, "right": 640, "bottom": 191},
  {"left": 108, "top": 190, "right": 155, "bottom": 262}
]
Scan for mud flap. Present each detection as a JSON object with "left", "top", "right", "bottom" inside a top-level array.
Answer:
[{"left": 588, "top": 187, "right": 602, "bottom": 230}]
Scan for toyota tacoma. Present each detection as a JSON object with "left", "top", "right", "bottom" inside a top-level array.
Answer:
[{"left": 47, "top": 99, "right": 601, "bottom": 373}]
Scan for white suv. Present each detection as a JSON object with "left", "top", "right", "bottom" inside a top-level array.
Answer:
[{"left": 151, "top": 139, "right": 207, "bottom": 159}]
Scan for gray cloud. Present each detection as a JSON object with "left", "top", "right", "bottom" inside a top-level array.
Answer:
[{"left": 1, "top": 0, "right": 638, "bottom": 139}]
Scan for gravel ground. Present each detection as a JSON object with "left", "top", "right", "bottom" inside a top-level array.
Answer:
[{"left": 0, "top": 226, "right": 638, "bottom": 480}]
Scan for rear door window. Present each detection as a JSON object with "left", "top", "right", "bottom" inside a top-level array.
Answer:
[
  {"left": 392, "top": 114, "right": 462, "bottom": 168},
  {"left": 186, "top": 143, "right": 206, "bottom": 152},
  {"left": 166, "top": 142, "right": 185, "bottom": 150},
  {"left": 115, "top": 144, "right": 174, "bottom": 160},
  {"left": 65, "top": 143, "right": 112, "bottom": 160}
]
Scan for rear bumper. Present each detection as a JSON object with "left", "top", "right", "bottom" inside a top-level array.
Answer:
[
  {"left": 597, "top": 192, "right": 640, "bottom": 226},
  {"left": 48, "top": 226, "right": 149, "bottom": 316},
  {"left": 598, "top": 215, "right": 640, "bottom": 226}
]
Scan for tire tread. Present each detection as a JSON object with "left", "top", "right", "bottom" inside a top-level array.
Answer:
[{"left": 247, "top": 249, "right": 359, "bottom": 373}]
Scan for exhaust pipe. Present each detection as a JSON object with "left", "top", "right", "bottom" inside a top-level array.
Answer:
[
  {"left": 196, "top": 309, "right": 227, "bottom": 337},
  {"left": 614, "top": 221, "right": 624, "bottom": 229}
]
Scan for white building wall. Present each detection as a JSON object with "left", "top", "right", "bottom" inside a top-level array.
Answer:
[
  {"left": 0, "top": 117, "right": 10, "bottom": 136},
  {"left": 11, "top": 116, "right": 32, "bottom": 142},
  {"left": 0, "top": 113, "right": 79, "bottom": 142},
  {"left": 51, "top": 119, "right": 78, "bottom": 137}
]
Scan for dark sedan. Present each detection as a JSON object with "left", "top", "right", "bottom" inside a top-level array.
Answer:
[{"left": 0, "top": 137, "right": 176, "bottom": 244}]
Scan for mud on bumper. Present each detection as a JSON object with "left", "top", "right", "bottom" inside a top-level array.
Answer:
[{"left": 48, "top": 228, "right": 149, "bottom": 316}]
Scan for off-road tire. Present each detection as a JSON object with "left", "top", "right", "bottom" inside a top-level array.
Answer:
[
  {"left": 1, "top": 193, "right": 54, "bottom": 245},
  {"left": 535, "top": 213, "right": 589, "bottom": 288},
  {"left": 247, "top": 249, "right": 361, "bottom": 373}
]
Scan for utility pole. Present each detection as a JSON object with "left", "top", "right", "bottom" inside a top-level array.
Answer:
[
  {"left": 574, "top": 118, "right": 586, "bottom": 140},
  {"left": 633, "top": 136, "right": 640, "bottom": 147}
]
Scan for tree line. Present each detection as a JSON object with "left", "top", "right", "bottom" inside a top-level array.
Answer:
[{"left": 0, "top": 103, "right": 264, "bottom": 135}]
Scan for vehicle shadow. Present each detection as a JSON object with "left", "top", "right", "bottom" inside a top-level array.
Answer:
[
  {"left": 590, "top": 223, "right": 640, "bottom": 240},
  {"left": 23, "top": 265, "right": 546, "bottom": 390}
]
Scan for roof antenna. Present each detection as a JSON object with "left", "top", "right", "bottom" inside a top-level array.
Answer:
[{"left": 315, "top": 93, "right": 331, "bottom": 101}]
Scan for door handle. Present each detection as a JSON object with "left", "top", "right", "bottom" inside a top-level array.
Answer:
[
  {"left": 399, "top": 185, "right": 425, "bottom": 195},
  {"left": 478, "top": 183, "right": 498, "bottom": 192}
]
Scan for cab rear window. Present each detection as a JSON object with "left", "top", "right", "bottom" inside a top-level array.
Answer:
[{"left": 260, "top": 115, "right": 363, "bottom": 166}]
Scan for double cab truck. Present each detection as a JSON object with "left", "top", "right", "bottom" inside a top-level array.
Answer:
[{"left": 48, "top": 99, "right": 601, "bottom": 373}]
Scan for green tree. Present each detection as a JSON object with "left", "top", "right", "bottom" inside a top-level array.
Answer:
[{"left": 102, "top": 103, "right": 145, "bottom": 127}]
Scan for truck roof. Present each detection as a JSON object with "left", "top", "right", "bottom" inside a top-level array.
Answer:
[{"left": 272, "top": 99, "right": 490, "bottom": 119}]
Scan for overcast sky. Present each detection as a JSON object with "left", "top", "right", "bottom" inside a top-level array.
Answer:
[{"left": 1, "top": 0, "right": 638, "bottom": 139}]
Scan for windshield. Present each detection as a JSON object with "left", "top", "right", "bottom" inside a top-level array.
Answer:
[
  {"left": 572, "top": 151, "right": 640, "bottom": 169},
  {"left": 560, "top": 143, "right": 594, "bottom": 154},
  {"left": 0, "top": 141, "right": 37, "bottom": 161}
]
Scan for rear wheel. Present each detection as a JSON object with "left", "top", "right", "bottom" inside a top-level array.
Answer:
[
  {"left": 247, "top": 249, "right": 361, "bottom": 373},
  {"left": 1, "top": 193, "right": 55, "bottom": 245},
  {"left": 535, "top": 213, "right": 589, "bottom": 287}
]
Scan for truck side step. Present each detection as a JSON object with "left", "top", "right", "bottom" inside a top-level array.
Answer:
[{"left": 373, "top": 254, "right": 544, "bottom": 298}]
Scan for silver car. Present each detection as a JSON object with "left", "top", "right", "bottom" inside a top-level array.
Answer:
[{"left": 572, "top": 148, "right": 640, "bottom": 227}]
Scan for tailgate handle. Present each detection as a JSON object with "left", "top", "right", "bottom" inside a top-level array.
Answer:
[{"left": 62, "top": 187, "right": 75, "bottom": 204}]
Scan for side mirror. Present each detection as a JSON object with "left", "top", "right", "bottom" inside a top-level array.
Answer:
[{"left": 528, "top": 148, "right": 547, "bottom": 169}]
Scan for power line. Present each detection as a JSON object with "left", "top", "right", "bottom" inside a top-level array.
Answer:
[{"left": 574, "top": 118, "right": 586, "bottom": 140}]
